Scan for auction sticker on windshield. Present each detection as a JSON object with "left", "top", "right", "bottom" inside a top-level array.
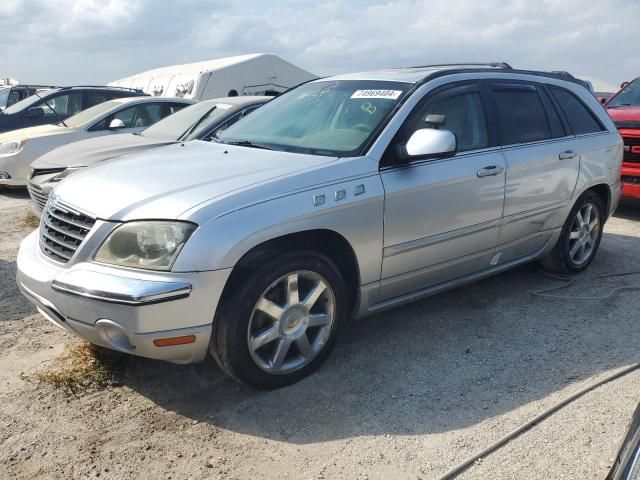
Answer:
[{"left": 351, "top": 90, "right": 402, "bottom": 100}]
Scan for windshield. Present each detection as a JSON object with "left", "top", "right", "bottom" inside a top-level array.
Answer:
[
  {"left": 607, "top": 79, "right": 640, "bottom": 108},
  {"left": 217, "top": 80, "right": 411, "bottom": 156},
  {"left": 2, "top": 92, "right": 44, "bottom": 114},
  {"left": 0, "top": 87, "right": 10, "bottom": 110},
  {"left": 64, "top": 100, "right": 122, "bottom": 128},
  {"left": 141, "top": 101, "right": 234, "bottom": 141}
]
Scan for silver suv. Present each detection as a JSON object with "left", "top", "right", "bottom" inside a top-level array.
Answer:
[{"left": 16, "top": 63, "right": 623, "bottom": 389}]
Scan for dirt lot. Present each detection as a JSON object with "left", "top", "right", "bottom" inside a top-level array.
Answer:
[{"left": 2, "top": 189, "right": 640, "bottom": 480}]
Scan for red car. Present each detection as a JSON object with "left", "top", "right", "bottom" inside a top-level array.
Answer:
[{"left": 605, "top": 78, "right": 640, "bottom": 199}]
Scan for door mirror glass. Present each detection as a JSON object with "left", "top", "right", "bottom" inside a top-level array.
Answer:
[
  {"left": 25, "top": 107, "right": 45, "bottom": 118},
  {"left": 109, "top": 118, "right": 126, "bottom": 129},
  {"left": 405, "top": 128, "right": 457, "bottom": 158}
]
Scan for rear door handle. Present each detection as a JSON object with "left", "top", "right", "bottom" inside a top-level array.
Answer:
[
  {"left": 477, "top": 165, "right": 505, "bottom": 177},
  {"left": 559, "top": 150, "right": 577, "bottom": 160}
]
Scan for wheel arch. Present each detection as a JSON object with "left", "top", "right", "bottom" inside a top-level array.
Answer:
[
  {"left": 587, "top": 183, "right": 612, "bottom": 219},
  {"left": 218, "top": 228, "right": 362, "bottom": 312}
]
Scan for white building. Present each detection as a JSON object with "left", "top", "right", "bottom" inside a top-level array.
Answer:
[{"left": 109, "top": 53, "right": 316, "bottom": 100}]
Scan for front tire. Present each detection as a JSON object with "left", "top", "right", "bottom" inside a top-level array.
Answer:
[
  {"left": 539, "top": 190, "right": 605, "bottom": 274},
  {"left": 211, "top": 251, "right": 349, "bottom": 390}
]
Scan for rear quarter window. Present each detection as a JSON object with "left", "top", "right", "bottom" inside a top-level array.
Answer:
[
  {"left": 490, "top": 83, "right": 552, "bottom": 145},
  {"left": 550, "top": 87, "right": 604, "bottom": 135}
]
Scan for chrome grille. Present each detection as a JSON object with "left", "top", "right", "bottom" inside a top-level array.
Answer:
[
  {"left": 27, "top": 182, "right": 49, "bottom": 211},
  {"left": 40, "top": 201, "right": 96, "bottom": 263}
]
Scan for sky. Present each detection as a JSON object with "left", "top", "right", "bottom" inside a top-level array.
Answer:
[{"left": 1, "top": 0, "right": 638, "bottom": 92}]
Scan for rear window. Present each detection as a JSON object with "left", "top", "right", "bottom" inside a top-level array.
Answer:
[
  {"left": 550, "top": 87, "right": 604, "bottom": 135},
  {"left": 491, "top": 83, "right": 551, "bottom": 145}
]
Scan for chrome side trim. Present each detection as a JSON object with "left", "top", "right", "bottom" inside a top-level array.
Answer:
[
  {"left": 501, "top": 200, "right": 569, "bottom": 226},
  {"left": 359, "top": 228, "right": 561, "bottom": 318},
  {"left": 51, "top": 269, "right": 192, "bottom": 305},
  {"left": 383, "top": 219, "right": 501, "bottom": 258}
]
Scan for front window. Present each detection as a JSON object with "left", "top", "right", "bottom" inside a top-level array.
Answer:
[
  {"left": 607, "top": 79, "right": 640, "bottom": 108},
  {"left": 141, "top": 101, "right": 235, "bottom": 141},
  {"left": 64, "top": 100, "right": 121, "bottom": 128},
  {"left": 217, "top": 80, "right": 411, "bottom": 156},
  {"left": 2, "top": 92, "right": 43, "bottom": 114}
]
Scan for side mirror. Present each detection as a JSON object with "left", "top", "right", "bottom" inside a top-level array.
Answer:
[
  {"left": 405, "top": 128, "right": 457, "bottom": 158},
  {"left": 108, "top": 118, "right": 126, "bottom": 129},
  {"left": 599, "top": 97, "right": 607, "bottom": 105},
  {"left": 25, "top": 107, "right": 45, "bottom": 118},
  {"left": 621, "top": 82, "right": 630, "bottom": 90}
]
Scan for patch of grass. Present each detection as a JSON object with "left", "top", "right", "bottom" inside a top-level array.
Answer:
[
  {"left": 26, "top": 342, "right": 126, "bottom": 394},
  {"left": 20, "top": 211, "right": 41, "bottom": 229}
]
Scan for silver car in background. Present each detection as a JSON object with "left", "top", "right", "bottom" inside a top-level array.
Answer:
[
  {"left": 27, "top": 96, "right": 270, "bottom": 215},
  {"left": 16, "top": 64, "right": 623, "bottom": 390},
  {"left": 1, "top": 96, "right": 193, "bottom": 188}
]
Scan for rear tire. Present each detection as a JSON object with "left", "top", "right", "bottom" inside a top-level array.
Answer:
[
  {"left": 210, "top": 250, "right": 349, "bottom": 390},
  {"left": 539, "top": 190, "right": 605, "bottom": 274}
]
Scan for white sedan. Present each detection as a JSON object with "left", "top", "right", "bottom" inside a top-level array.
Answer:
[{"left": 0, "top": 96, "right": 194, "bottom": 186}]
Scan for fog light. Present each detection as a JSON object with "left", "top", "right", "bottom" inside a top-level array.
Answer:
[{"left": 95, "top": 319, "right": 135, "bottom": 352}]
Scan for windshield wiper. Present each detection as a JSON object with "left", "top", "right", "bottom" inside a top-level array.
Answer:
[
  {"left": 224, "top": 140, "right": 276, "bottom": 151},
  {"left": 608, "top": 103, "right": 633, "bottom": 109}
]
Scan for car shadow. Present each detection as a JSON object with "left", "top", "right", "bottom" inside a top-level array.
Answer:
[
  {"left": 0, "top": 186, "right": 29, "bottom": 200},
  {"left": 0, "top": 259, "right": 37, "bottom": 321},
  {"left": 614, "top": 199, "right": 640, "bottom": 221},
  {"left": 87, "top": 230, "right": 640, "bottom": 443}
]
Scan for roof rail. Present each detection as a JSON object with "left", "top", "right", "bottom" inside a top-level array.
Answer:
[
  {"left": 405, "top": 62, "right": 513, "bottom": 70},
  {"left": 58, "top": 85, "right": 145, "bottom": 92}
]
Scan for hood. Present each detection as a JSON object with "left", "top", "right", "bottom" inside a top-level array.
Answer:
[
  {"left": 32, "top": 133, "right": 174, "bottom": 169},
  {"left": 53, "top": 141, "right": 338, "bottom": 221},
  {"left": 0, "top": 123, "right": 73, "bottom": 143},
  {"left": 607, "top": 106, "right": 640, "bottom": 129}
]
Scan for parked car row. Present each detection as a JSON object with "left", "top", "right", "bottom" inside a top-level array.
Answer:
[
  {"left": 28, "top": 95, "right": 269, "bottom": 213},
  {"left": 13, "top": 62, "right": 623, "bottom": 389}
]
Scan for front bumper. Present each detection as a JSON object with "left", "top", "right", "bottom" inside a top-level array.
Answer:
[
  {"left": 622, "top": 164, "right": 640, "bottom": 199},
  {"left": 16, "top": 230, "right": 231, "bottom": 364},
  {"left": 0, "top": 151, "right": 32, "bottom": 186}
]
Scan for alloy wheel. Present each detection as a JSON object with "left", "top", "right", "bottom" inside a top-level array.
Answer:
[
  {"left": 247, "top": 270, "right": 336, "bottom": 374},
  {"left": 568, "top": 202, "right": 600, "bottom": 266}
]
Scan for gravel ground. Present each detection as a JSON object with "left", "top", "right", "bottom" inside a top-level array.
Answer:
[{"left": 1, "top": 189, "right": 640, "bottom": 480}]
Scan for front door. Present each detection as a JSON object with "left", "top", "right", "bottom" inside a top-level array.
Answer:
[{"left": 379, "top": 82, "right": 506, "bottom": 301}]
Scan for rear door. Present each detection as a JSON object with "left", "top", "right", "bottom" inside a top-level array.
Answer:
[
  {"left": 379, "top": 82, "right": 506, "bottom": 301},
  {"left": 489, "top": 81, "right": 579, "bottom": 262}
]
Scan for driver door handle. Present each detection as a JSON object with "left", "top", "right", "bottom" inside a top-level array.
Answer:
[
  {"left": 559, "top": 150, "right": 577, "bottom": 160},
  {"left": 477, "top": 165, "right": 505, "bottom": 178}
]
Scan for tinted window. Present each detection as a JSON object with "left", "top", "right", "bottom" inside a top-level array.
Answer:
[
  {"left": 550, "top": 87, "right": 603, "bottom": 135},
  {"left": 86, "top": 92, "right": 109, "bottom": 108},
  {"left": 38, "top": 92, "right": 84, "bottom": 118},
  {"left": 491, "top": 84, "right": 551, "bottom": 145},
  {"left": 539, "top": 88, "right": 566, "bottom": 138},
  {"left": 407, "top": 89, "right": 489, "bottom": 152}
]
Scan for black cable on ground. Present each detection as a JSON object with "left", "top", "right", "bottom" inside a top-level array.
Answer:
[
  {"left": 437, "top": 269, "right": 640, "bottom": 479},
  {"left": 531, "top": 269, "right": 640, "bottom": 300},
  {"left": 436, "top": 363, "right": 640, "bottom": 480}
]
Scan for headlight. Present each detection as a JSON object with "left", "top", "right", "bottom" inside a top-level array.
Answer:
[
  {"left": 50, "top": 167, "right": 83, "bottom": 183},
  {"left": 0, "top": 139, "right": 26, "bottom": 156},
  {"left": 95, "top": 221, "right": 197, "bottom": 271}
]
